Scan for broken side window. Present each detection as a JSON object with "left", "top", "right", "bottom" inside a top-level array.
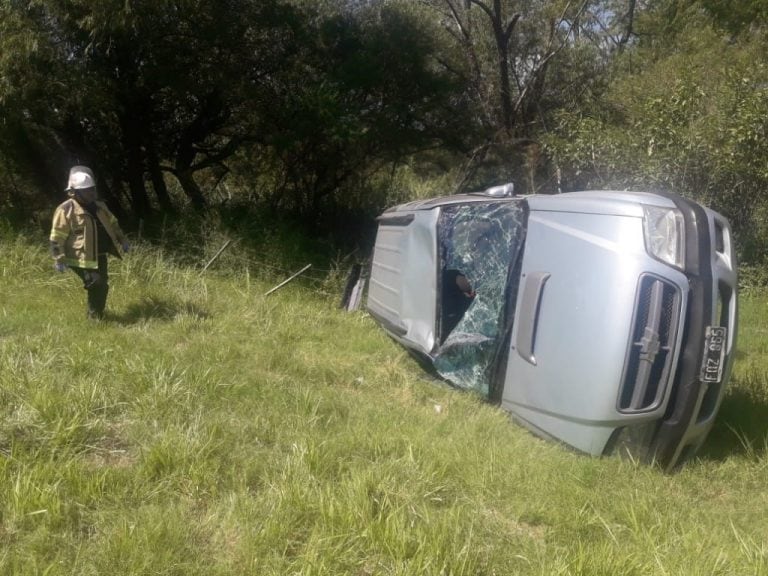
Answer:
[{"left": 433, "top": 201, "right": 527, "bottom": 396}]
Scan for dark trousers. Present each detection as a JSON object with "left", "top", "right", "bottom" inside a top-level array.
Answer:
[{"left": 71, "top": 254, "right": 109, "bottom": 318}]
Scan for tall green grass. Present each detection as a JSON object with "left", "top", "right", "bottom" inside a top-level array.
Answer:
[{"left": 1, "top": 231, "right": 767, "bottom": 575}]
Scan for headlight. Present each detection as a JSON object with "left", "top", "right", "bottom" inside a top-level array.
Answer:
[{"left": 643, "top": 206, "right": 684, "bottom": 269}]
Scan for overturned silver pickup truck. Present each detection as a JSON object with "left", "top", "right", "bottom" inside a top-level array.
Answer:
[{"left": 366, "top": 185, "right": 737, "bottom": 469}]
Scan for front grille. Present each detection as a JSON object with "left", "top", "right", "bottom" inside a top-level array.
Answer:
[{"left": 619, "top": 275, "right": 681, "bottom": 412}]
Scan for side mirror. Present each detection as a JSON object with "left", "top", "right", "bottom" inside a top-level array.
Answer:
[{"left": 483, "top": 183, "right": 515, "bottom": 197}]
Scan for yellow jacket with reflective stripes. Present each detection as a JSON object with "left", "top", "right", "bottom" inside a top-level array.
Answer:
[{"left": 49, "top": 198, "right": 127, "bottom": 269}]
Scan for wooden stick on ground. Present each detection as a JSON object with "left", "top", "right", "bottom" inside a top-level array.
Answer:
[{"left": 264, "top": 264, "right": 312, "bottom": 296}]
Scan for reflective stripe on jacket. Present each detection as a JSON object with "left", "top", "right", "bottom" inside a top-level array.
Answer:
[{"left": 49, "top": 198, "right": 127, "bottom": 269}]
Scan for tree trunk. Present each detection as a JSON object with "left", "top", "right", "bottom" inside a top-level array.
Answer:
[
  {"left": 618, "top": 0, "right": 638, "bottom": 51},
  {"left": 175, "top": 169, "right": 207, "bottom": 211},
  {"left": 145, "top": 141, "right": 175, "bottom": 213},
  {"left": 466, "top": 0, "right": 519, "bottom": 133},
  {"left": 491, "top": 0, "right": 514, "bottom": 132},
  {"left": 119, "top": 111, "right": 152, "bottom": 218}
]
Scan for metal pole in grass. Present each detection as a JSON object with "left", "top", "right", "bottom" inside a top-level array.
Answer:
[
  {"left": 264, "top": 264, "right": 312, "bottom": 296},
  {"left": 201, "top": 239, "right": 233, "bottom": 274}
]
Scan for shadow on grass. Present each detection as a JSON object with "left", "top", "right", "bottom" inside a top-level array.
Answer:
[
  {"left": 697, "top": 386, "right": 768, "bottom": 462},
  {"left": 109, "top": 296, "right": 210, "bottom": 325}
]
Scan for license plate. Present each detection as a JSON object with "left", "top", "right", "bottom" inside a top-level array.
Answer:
[{"left": 701, "top": 326, "right": 727, "bottom": 383}]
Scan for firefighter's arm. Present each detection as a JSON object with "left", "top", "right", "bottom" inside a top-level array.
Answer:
[
  {"left": 101, "top": 208, "right": 130, "bottom": 253},
  {"left": 49, "top": 206, "right": 69, "bottom": 271}
]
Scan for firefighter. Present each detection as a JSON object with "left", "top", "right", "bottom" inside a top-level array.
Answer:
[{"left": 50, "top": 166, "right": 130, "bottom": 319}]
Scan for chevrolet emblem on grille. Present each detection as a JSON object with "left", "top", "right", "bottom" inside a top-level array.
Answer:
[{"left": 639, "top": 327, "right": 661, "bottom": 363}]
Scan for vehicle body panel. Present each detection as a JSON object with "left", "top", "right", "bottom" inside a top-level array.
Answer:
[
  {"left": 501, "top": 209, "right": 689, "bottom": 455},
  {"left": 366, "top": 189, "right": 738, "bottom": 469},
  {"left": 367, "top": 209, "right": 439, "bottom": 354}
]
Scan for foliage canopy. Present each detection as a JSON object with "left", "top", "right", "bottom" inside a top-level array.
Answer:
[{"left": 2, "top": 0, "right": 768, "bottom": 261}]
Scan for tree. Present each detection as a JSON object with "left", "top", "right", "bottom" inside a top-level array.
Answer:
[
  {"left": 233, "top": 1, "right": 471, "bottom": 220},
  {"left": 408, "top": 0, "right": 607, "bottom": 193},
  {"left": 0, "top": 0, "right": 303, "bottom": 216},
  {"left": 544, "top": 0, "right": 768, "bottom": 262},
  {"left": 421, "top": 1, "right": 590, "bottom": 134}
]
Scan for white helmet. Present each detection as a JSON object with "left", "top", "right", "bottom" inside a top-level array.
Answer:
[{"left": 66, "top": 166, "right": 96, "bottom": 191}]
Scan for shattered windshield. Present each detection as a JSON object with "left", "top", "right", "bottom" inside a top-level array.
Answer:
[{"left": 433, "top": 200, "right": 527, "bottom": 397}]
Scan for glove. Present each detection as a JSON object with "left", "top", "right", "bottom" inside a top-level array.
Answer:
[
  {"left": 54, "top": 261, "right": 67, "bottom": 273},
  {"left": 122, "top": 242, "right": 131, "bottom": 253}
]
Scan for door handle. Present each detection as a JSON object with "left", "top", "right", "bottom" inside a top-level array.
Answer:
[{"left": 516, "top": 271, "right": 550, "bottom": 366}]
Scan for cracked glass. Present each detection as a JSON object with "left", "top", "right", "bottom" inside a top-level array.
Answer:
[{"left": 433, "top": 201, "right": 527, "bottom": 396}]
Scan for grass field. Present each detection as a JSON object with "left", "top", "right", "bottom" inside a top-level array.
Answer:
[{"left": 1, "top": 231, "right": 767, "bottom": 575}]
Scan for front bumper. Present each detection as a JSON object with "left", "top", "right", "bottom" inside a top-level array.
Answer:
[{"left": 643, "top": 194, "right": 737, "bottom": 469}]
